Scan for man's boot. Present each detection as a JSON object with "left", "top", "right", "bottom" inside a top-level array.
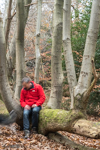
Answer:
[
  {"left": 32, "top": 127, "right": 38, "bottom": 134},
  {"left": 24, "top": 130, "right": 30, "bottom": 139}
]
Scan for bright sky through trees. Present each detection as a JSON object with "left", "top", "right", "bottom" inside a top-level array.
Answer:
[{"left": 0, "top": 1, "right": 5, "bottom": 13}]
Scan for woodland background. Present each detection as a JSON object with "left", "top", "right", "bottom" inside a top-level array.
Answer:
[
  {"left": 2, "top": 0, "right": 99, "bottom": 115},
  {"left": 0, "top": 0, "right": 100, "bottom": 149}
]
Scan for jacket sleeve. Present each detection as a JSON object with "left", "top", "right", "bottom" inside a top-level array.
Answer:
[
  {"left": 36, "top": 85, "right": 46, "bottom": 106},
  {"left": 20, "top": 89, "right": 26, "bottom": 107}
]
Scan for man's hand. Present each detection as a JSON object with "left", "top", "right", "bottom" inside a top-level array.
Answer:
[
  {"left": 24, "top": 105, "right": 31, "bottom": 110},
  {"left": 32, "top": 104, "right": 37, "bottom": 108}
]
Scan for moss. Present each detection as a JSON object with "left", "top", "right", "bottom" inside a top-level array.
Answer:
[
  {"left": 38, "top": 109, "right": 85, "bottom": 135},
  {"left": 93, "top": 122, "right": 100, "bottom": 127},
  {"left": 39, "top": 109, "right": 68, "bottom": 124},
  {"left": 39, "top": 109, "right": 84, "bottom": 124}
]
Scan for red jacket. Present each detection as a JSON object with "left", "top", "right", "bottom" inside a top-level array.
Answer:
[{"left": 20, "top": 81, "right": 45, "bottom": 107}]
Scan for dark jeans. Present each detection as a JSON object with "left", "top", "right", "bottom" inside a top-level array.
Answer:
[{"left": 23, "top": 106, "right": 41, "bottom": 130}]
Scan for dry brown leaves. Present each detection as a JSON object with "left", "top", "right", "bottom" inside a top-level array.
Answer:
[
  {"left": 1, "top": 116, "right": 100, "bottom": 149},
  {"left": 0, "top": 123, "right": 68, "bottom": 150},
  {"left": 59, "top": 131, "right": 100, "bottom": 150}
]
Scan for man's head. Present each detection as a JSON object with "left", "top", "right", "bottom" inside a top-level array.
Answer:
[{"left": 22, "top": 77, "right": 32, "bottom": 89}]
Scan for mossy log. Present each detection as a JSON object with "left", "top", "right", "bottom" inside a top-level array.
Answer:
[{"left": 38, "top": 109, "right": 100, "bottom": 138}]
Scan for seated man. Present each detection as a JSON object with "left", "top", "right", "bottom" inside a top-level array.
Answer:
[{"left": 20, "top": 77, "right": 45, "bottom": 139}]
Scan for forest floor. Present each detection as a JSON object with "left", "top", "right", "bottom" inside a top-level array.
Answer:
[{"left": 0, "top": 96, "right": 100, "bottom": 149}]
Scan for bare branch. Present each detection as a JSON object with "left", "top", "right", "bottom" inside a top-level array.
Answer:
[
  {"left": 91, "top": 57, "right": 97, "bottom": 78},
  {"left": 25, "top": 2, "right": 54, "bottom": 7},
  {"left": 71, "top": 5, "right": 76, "bottom": 10},
  {"left": 84, "top": 58, "right": 100, "bottom": 98},
  {"left": 11, "top": 12, "right": 16, "bottom": 19}
]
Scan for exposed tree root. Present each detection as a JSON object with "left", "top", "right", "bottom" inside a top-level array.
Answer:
[{"left": 48, "top": 132, "right": 96, "bottom": 150}]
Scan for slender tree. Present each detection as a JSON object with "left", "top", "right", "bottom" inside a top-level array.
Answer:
[
  {"left": 38, "top": 0, "right": 100, "bottom": 139},
  {"left": 34, "top": 0, "right": 42, "bottom": 83},
  {"left": 63, "top": 0, "right": 100, "bottom": 113},
  {"left": 0, "top": 11, "right": 22, "bottom": 119},
  {"left": 15, "top": 0, "right": 32, "bottom": 99},
  {"left": 5, "top": 0, "right": 12, "bottom": 47},
  {"left": 63, "top": 0, "right": 77, "bottom": 109},
  {"left": 47, "top": 0, "right": 64, "bottom": 109},
  {"left": 6, "top": 32, "right": 16, "bottom": 80},
  {"left": 74, "top": 0, "right": 100, "bottom": 112}
]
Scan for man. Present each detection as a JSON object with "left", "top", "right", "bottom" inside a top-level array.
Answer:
[{"left": 20, "top": 77, "right": 45, "bottom": 139}]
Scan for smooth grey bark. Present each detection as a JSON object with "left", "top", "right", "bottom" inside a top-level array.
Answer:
[
  {"left": 34, "top": 0, "right": 42, "bottom": 83},
  {"left": 6, "top": 0, "right": 16, "bottom": 81},
  {"left": 6, "top": 0, "right": 31, "bottom": 84},
  {"left": 74, "top": 0, "right": 100, "bottom": 111},
  {"left": 15, "top": 0, "right": 25, "bottom": 100},
  {"left": 47, "top": 0, "right": 64, "bottom": 109},
  {"left": 63, "top": 0, "right": 77, "bottom": 109},
  {"left": 5, "top": 0, "right": 12, "bottom": 47},
  {"left": 0, "top": 12, "right": 22, "bottom": 119},
  {"left": 6, "top": 32, "right": 16, "bottom": 80},
  {"left": 15, "top": 0, "right": 32, "bottom": 100}
]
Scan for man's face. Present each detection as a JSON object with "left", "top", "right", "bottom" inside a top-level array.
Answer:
[{"left": 22, "top": 82, "right": 31, "bottom": 89}]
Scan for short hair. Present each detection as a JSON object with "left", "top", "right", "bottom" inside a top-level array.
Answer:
[{"left": 22, "top": 77, "right": 31, "bottom": 83}]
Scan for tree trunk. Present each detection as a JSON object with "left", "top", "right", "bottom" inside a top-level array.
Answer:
[
  {"left": 38, "top": 109, "right": 100, "bottom": 139},
  {"left": 0, "top": 12, "right": 22, "bottom": 120},
  {"left": 6, "top": 0, "right": 31, "bottom": 85},
  {"left": 63, "top": 0, "right": 77, "bottom": 109},
  {"left": 15, "top": 0, "right": 32, "bottom": 100},
  {"left": 74, "top": 0, "right": 100, "bottom": 112},
  {"left": 5, "top": 0, "right": 12, "bottom": 47},
  {"left": 6, "top": 32, "right": 16, "bottom": 81},
  {"left": 47, "top": 0, "right": 64, "bottom": 109},
  {"left": 34, "top": 0, "right": 42, "bottom": 84}
]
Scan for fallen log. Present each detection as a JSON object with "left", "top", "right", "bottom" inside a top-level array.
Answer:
[{"left": 38, "top": 109, "right": 100, "bottom": 138}]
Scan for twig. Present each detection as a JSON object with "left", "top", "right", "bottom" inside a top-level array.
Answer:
[
  {"left": 91, "top": 57, "right": 96, "bottom": 78},
  {"left": 25, "top": 2, "right": 54, "bottom": 7},
  {"left": 11, "top": 12, "right": 16, "bottom": 19},
  {"left": 71, "top": 5, "right": 76, "bottom": 10},
  {"left": 25, "top": 2, "right": 37, "bottom": 7}
]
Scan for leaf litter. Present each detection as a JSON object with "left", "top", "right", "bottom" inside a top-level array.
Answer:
[{"left": 0, "top": 116, "right": 100, "bottom": 150}]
